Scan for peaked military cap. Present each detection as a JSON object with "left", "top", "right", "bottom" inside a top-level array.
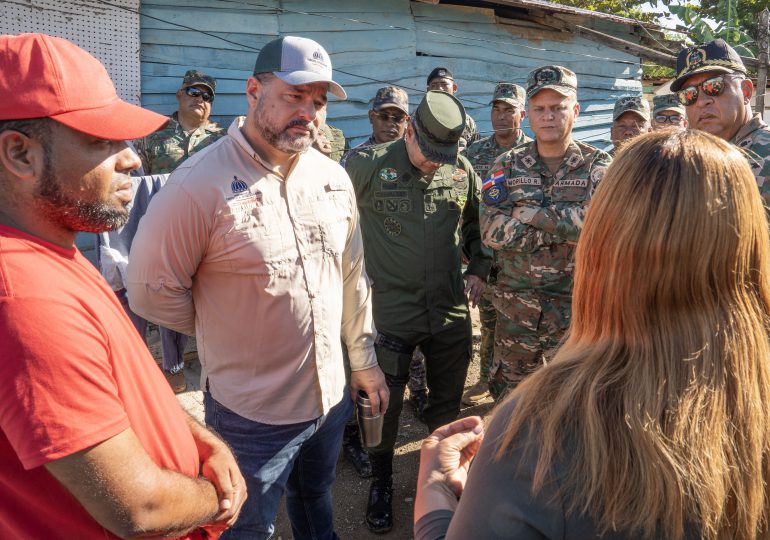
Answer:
[
  {"left": 182, "top": 70, "right": 216, "bottom": 93},
  {"left": 372, "top": 86, "right": 409, "bottom": 114},
  {"left": 490, "top": 82, "right": 525, "bottom": 107},
  {"left": 670, "top": 39, "right": 746, "bottom": 92},
  {"left": 613, "top": 96, "right": 650, "bottom": 121},
  {"left": 412, "top": 90, "right": 465, "bottom": 165},
  {"left": 652, "top": 93, "right": 685, "bottom": 115},
  {"left": 527, "top": 65, "right": 577, "bottom": 98},
  {"left": 427, "top": 66, "right": 454, "bottom": 85}
]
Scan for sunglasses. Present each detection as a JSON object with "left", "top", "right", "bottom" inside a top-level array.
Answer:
[
  {"left": 676, "top": 75, "right": 739, "bottom": 106},
  {"left": 373, "top": 111, "right": 407, "bottom": 124},
  {"left": 654, "top": 114, "right": 684, "bottom": 124},
  {"left": 185, "top": 86, "right": 214, "bottom": 103}
]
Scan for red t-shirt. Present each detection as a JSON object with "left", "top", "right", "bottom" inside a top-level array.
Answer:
[{"left": 0, "top": 225, "right": 203, "bottom": 539}]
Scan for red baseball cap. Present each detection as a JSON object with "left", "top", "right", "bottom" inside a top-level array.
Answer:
[{"left": 0, "top": 34, "right": 167, "bottom": 140}]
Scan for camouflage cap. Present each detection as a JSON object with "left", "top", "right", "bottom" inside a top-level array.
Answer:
[
  {"left": 181, "top": 69, "right": 216, "bottom": 93},
  {"left": 670, "top": 39, "right": 746, "bottom": 92},
  {"left": 412, "top": 90, "right": 465, "bottom": 165},
  {"left": 372, "top": 86, "right": 409, "bottom": 114},
  {"left": 526, "top": 65, "right": 577, "bottom": 98},
  {"left": 427, "top": 66, "right": 454, "bottom": 85},
  {"left": 612, "top": 96, "right": 650, "bottom": 121},
  {"left": 652, "top": 93, "right": 685, "bottom": 115},
  {"left": 490, "top": 82, "right": 525, "bottom": 107}
]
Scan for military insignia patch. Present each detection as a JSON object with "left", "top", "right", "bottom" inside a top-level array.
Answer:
[
  {"left": 482, "top": 169, "right": 505, "bottom": 191},
  {"left": 536, "top": 67, "right": 557, "bottom": 83},
  {"left": 521, "top": 155, "right": 537, "bottom": 169},
  {"left": 231, "top": 176, "right": 248, "bottom": 193},
  {"left": 483, "top": 183, "right": 508, "bottom": 205},
  {"left": 452, "top": 169, "right": 468, "bottom": 183},
  {"left": 591, "top": 167, "right": 606, "bottom": 183},
  {"left": 383, "top": 217, "right": 402, "bottom": 236},
  {"left": 566, "top": 153, "right": 583, "bottom": 169},
  {"left": 379, "top": 168, "right": 398, "bottom": 182},
  {"left": 685, "top": 48, "right": 706, "bottom": 68}
]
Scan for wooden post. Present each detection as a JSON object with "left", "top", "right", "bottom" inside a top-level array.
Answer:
[{"left": 757, "top": 9, "right": 769, "bottom": 114}]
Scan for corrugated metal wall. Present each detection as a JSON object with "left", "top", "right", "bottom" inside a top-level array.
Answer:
[{"left": 140, "top": 0, "right": 642, "bottom": 148}]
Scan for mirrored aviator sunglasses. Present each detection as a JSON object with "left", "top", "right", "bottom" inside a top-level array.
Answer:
[
  {"left": 185, "top": 86, "right": 214, "bottom": 103},
  {"left": 676, "top": 75, "right": 727, "bottom": 106}
]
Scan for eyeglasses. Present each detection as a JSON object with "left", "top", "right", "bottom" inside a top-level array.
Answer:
[
  {"left": 185, "top": 86, "right": 214, "bottom": 103},
  {"left": 654, "top": 114, "right": 684, "bottom": 124},
  {"left": 676, "top": 75, "right": 739, "bottom": 106},
  {"left": 373, "top": 111, "right": 407, "bottom": 124}
]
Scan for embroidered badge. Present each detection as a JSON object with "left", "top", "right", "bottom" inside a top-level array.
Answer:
[
  {"left": 536, "top": 67, "right": 558, "bottom": 83},
  {"left": 521, "top": 155, "right": 537, "bottom": 168},
  {"left": 483, "top": 183, "right": 508, "bottom": 205},
  {"left": 231, "top": 176, "right": 248, "bottom": 193},
  {"left": 379, "top": 168, "right": 399, "bottom": 182},
  {"left": 566, "top": 153, "right": 583, "bottom": 169},
  {"left": 398, "top": 200, "right": 411, "bottom": 213},
  {"left": 452, "top": 169, "right": 468, "bottom": 183},
  {"left": 591, "top": 167, "right": 606, "bottom": 183},
  {"left": 482, "top": 169, "right": 505, "bottom": 191},
  {"left": 685, "top": 48, "right": 706, "bottom": 68},
  {"left": 507, "top": 176, "right": 542, "bottom": 187},
  {"left": 383, "top": 217, "right": 402, "bottom": 236},
  {"left": 554, "top": 178, "right": 588, "bottom": 188}
]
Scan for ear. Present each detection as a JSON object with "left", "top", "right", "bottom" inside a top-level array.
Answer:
[
  {"left": 0, "top": 130, "right": 46, "bottom": 183},
  {"left": 451, "top": 83, "right": 458, "bottom": 94},
  {"left": 520, "top": 109, "right": 527, "bottom": 119},
  {"left": 368, "top": 109, "right": 377, "bottom": 124},
  {"left": 246, "top": 77, "right": 261, "bottom": 107},
  {"left": 573, "top": 101, "right": 581, "bottom": 118},
  {"left": 741, "top": 78, "right": 754, "bottom": 102}
]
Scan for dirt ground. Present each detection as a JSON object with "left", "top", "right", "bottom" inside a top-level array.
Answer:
[{"left": 161, "top": 308, "right": 495, "bottom": 540}]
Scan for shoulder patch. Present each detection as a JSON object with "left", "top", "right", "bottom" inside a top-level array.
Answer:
[
  {"left": 483, "top": 183, "right": 508, "bottom": 205},
  {"left": 482, "top": 169, "right": 505, "bottom": 191},
  {"left": 591, "top": 167, "right": 606, "bottom": 183}
]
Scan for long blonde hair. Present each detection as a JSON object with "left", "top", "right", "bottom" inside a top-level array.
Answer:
[{"left": 498, "top": 129, "right": 770, "bottom": 539}]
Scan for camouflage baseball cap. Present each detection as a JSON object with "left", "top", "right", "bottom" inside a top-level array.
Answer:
[
  {"left": 490, "top": 82, "right": 525, "bottom": 107},
  {"left": 182, "top": 69, "right": 216, "bottom": 93},
  {"left": 412, "top": 91, "right": 465, "bottom": 165},
  {"left": 526, "top": 65, "right": 577, "bottom": 98},
  {"left": 670, "top": 39, "right": 746, "bottom": 92},
  {"left": 612, "top": 96, "right": 650, "bottom": 121},
  {"left": 427, "top": 66, "right": 454, "bottom": 85},
  {"left": 652, "top": 93, "right": 685, "bottom": 115},
  {"left": 372, "top": 86, "right": 409, "bottom": 114}
]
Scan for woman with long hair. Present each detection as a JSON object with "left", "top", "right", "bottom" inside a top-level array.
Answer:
[{"left": 414, "top": 129, "right": 770, "bottom": 540}]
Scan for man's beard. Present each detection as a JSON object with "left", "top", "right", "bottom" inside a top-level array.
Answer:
[
  {"left": 34, "top": 154, "right": 129, "bottom": 233},
  {"left": 255, "top": 99, "right": 317, "bottom": 154}
]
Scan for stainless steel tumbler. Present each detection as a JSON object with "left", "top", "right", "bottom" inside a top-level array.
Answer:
[{"left": 355, "top": 390, "right": 383, "bottom": 448}]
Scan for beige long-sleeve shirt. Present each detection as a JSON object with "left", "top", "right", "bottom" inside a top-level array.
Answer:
[{"left": 127, "top": 118, "right": 377, "bottom": 424}]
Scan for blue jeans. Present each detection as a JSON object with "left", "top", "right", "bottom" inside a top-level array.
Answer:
[{"left": 204, "top": 392, "right": 352, "bottom": 540}]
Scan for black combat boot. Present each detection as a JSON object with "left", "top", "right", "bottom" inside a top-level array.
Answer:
[
  {"left": 342, "top": 423, "right": 372, "bottom": 478},
  {"left": 408, "top": 388, "right": 428, "bottom": 423},
  {"left": 366, "top": 451, "right": 394, "bottom": 533}
]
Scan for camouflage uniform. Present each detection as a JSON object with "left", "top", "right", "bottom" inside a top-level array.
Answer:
[
  {"left": 466, "top": 130, "right": 531, "bottom": 385},
  {"left": 731, "top": 113, "right": 770, "bottom": 208},
  {"left": 321, "top": 123, "right": 348, "bottom": 163},
  {"left": 459, "top": 114, "right": 479, "bottom": 154},
  {"left": 134, "top": 112, "right": 224, "bottom": 174},
  {"left": 480, "top": 139, "right": 611, "bottom": 398},
  {"left": 341, "top": 135, "right": 376, "bottom": 166}
]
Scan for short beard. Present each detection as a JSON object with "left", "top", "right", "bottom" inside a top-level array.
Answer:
[
  {"left": 34, "top": 152, "right": 129, "bottom": 233},
  {"left": 255, "top": 98, "right": 317, "bottom": 154}
]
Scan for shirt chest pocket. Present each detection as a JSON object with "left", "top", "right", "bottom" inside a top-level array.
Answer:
[
  {"left": 311, "top": 184, "right": 352, "bottom": 259},
  {"left": 551, "top": 182, "right": 589, "bottom": 203},
  {"left": 222, "top": 201, "right": 283, "bottom": 274}
]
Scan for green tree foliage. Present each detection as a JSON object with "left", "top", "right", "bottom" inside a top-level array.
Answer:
[
  {"left": 693, "top": 0, "right": 767, "bottom": 44},
  {"left": 544, "top": 0, "right": 658, "bottom": 23},
  {"left": 664, "top": 0, "right": 758, "bottom": 56}
]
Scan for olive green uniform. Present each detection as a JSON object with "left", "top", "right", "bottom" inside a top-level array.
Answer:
[
  {"left": 480, "top": 139, "right": 611, "bottom": 398},
  {"left": 345, "top": 138, "right": 491, "bottom": 452},
  {"left": 465, "top": 130, "right": 532, "bottom": 386}
]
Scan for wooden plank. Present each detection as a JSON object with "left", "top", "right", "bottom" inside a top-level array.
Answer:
[
  {"left": 277, "top": 12, "right": 415, "bottom": 33},
  {"left": 141, "top": 0, "right": 278, "bottom": 10},
  {"left": 141, "top": 6, "right": 278, "bottom": 34},
  {"left": 142, "top": 62, "right": 252, "bottom": 80},
  {"left": 280, "top": 30, "right": 416, "bottom": 55},
  {"left": 141, "top": 43, "right": 257, "bottom": 71},
  {"left": 281, "top": 0, "right": 409, "bottom": 13},
  {"left": 140, "top": 28, "right": 270, "bottom": 52}
]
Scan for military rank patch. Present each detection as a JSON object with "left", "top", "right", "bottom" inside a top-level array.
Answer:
[
  {"left": 483, "top": 183, "right": 508, "bottom": 205},
  {"left": 379, "top": 168, "right": 398, "bottom": 182},
  {"left": 383, "top": 216, "right": 402, "bottom": 236},
  {"left": 566, "top": 153, "right": 583, "bottom": 168},
  {"left": 521, "top": 155, "right": 537, "bottom": 168}
]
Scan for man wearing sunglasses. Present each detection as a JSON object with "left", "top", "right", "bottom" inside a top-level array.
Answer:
[
  {"left": 609, "top": 96, "right": 651, "bottom": 155},
  {"left": 671, "top": 39, "right": 770, "bottom": 201},
  {"left": 133, "top": 69, "right": 225, "bottom": 393},
  {"left": 651, "top": 93, "right": 687, "bottom": 130}
]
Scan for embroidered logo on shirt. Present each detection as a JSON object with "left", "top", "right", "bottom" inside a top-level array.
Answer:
[
  {"left": 231, "top": 176, "right": 248, "bottom": 193},
  {"left": 383, "top": 217, "right": 402, "bottom": 236},
  {"left": 554, "top": 178, "right": 588, "bottom": 188},
  {"left": 521, "top": 155, "right": 537, "bottom": 168},
  {"left": 483, "top": 183, "right": 508, "bottom": 205},
  {"left": 379, "top": 168, "right": 399, "bottom": 182},
  {"left": 482, "top": 169, "right": 505, "bottom": 191}
]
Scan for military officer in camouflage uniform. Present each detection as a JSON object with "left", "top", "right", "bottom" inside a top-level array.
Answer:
[
  {"left": 133, "top": 70, "right": 225, "bottom": 392},
  {"left": 462, "top": 82, "right": 531, "bottom": 405},
  {"left": 610, "top": 96, "right": 651, "bottom": 155},
  {"left": 651, "top": 93, "right": 687, "bottom": 130},
  {"left": 313, "top": 105, "right": 349, "bottom": 162},
  {"left": 346, "top": 91, "right": 491, "bottom": 533},
  {"left": 341, "top": 86, "right": 409, "bottom": 165},
  {"left": 480, "top": 66, "right": 611, "bottom": 399},
  {"left": 671, "top": 39, "right": 770, "bottom": 205},
  {"left": 427, "top": 67, "right": 479, "bottom": 152}
]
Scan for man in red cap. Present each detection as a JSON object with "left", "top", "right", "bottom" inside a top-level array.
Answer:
[{"left": 0, "top": 33, "right": 245, "bottom": 539}]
